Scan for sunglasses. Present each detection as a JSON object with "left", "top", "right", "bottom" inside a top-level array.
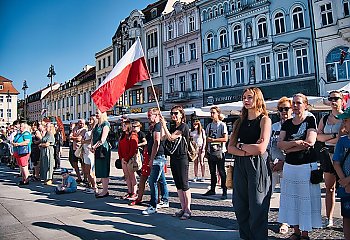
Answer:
[
  {"left": 170, "top": 112, "right": 179, "bottom": 116},
  {"left": 132, "top": 125, "right": 140, "bottom": 128},
  {"left": 328, "top": 97, "right": 341, "bottom": 101},
  {"left": 278, "top": 107, "right": 290, "bottom": 112}
]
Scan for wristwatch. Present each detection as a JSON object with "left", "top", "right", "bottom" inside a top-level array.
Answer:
[
  {"left": 332, "top": 133, "right": 337, "bottom": 138},
  {"left": 238, "top": 143, "right": 244, "bottom": 150}
]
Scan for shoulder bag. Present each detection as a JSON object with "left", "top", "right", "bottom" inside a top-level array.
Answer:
[
  {"left": 14, "top": 132, "right": 31, "bottom": 156},
  {"left": 128, "top": 150, "right": 142, "bottom": 172}
]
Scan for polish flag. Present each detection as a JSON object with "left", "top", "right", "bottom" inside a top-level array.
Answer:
[{"left": 92, "top": 38, "right": 150, "bottom": 112}]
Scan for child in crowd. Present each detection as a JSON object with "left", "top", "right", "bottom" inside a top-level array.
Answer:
[{"left": 55, "top": 168, "right": 77, "bottom": 194}]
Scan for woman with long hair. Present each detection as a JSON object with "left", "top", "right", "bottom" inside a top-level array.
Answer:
[
  {"left": 160, "top": 105, "right": 191, "bottom": 220},
  {"left": 118, "top": 120, "right": 139, "bottom": 200},
  {"left": 12, "top": 121, "right": 32, "bottom": 185},
  {"left": 39, "top": 123, "right": 56, "bottom": 185},
  {"left": 317, "top": 90, "right": 344, "bottom": 227},
  {"left": 277, "top": 93, "right": 322, "bottom": 240},
  {"left": 91, "top": 109, "right": 111, "bottom": 198},
  {"left": 190, "top": 119, "right": 206, "bottom": 182},
  {"left": 82, "top": 115, "right": 98, "bottom": 194},
  {"left": 31, "top": 121, "right": 42, "bottom": 181},
  {"left": 228, "top": 87, "right": 272, "bottom": 239}
]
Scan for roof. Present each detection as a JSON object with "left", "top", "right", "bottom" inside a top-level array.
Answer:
[
  {"left": 142, "top": 0, "right": 167, "bottom": 23},
  {"left": 0, "top": 76, "right": 20, "bottom": 94}
]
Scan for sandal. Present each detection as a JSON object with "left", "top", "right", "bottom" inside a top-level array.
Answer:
[
  {"left": 287, "top": 233, "right": 301, "bottom": 240},
  {"left": 172, "top": 210, "right": 185, "bottom": 217},
  {"left": 279, "top": 223, "right": 289, "bottom": 235},
  {"left": 120, "top": 193, "right": 130, "bottom": 200},
  {"left": 180, "top": 211, "right": 191, "bottom": 220}
]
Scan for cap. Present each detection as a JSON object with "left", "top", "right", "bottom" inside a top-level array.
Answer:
[
  {"left": 61, "top": 168, "right": 69, "bottom": 175},
  {"left": 336, "top": 108, "right": 350, "bottom": 120}
]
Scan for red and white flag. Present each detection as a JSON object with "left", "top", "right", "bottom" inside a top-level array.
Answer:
[{"left": 92, "top": 38, "right": 150, "bottom": 112}]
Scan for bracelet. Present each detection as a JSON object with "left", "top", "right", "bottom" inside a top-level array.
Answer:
[{"left": 332, "top": 133, "right": 337, "bottom": 138}]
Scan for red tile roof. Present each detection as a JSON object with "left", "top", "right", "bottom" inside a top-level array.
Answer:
[{"left": 0, "top": 76, "right": 20, "bottom": 94}]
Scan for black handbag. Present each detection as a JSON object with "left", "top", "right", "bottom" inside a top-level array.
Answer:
[
  {"left": 115, "top": 158, "right": 122, "bottom": 169},
  {"left": 95, "top": 146, "right": 106, "bottom": 159},
  {"left": 310, "top": 167, "right": 323, "bottom": 184},
  {"left": 17, "top": 145, "right": 30, "bottom": 155}
]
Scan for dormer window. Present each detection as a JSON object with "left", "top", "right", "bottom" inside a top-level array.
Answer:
[
  {"left": 133, "top": 20, "right": 138, "bottom": 28},
  {"left": 151, "top": 8, "right": 157, "bottom": 18},
  {"left": 0, "top": 85, "right": 3, "bottom": 90}
]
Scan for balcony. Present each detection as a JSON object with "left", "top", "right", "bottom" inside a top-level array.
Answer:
[{"left": 166, "top": 90, "right": 202, "bottom": 102}]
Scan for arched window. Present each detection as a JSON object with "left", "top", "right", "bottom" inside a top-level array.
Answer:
[
  {"left": 219, "top": 4, "right": 224, "bottom": 15},
  {"left": 202, "top": 10, "right": 207, "bottom": 21},
  {"left": 207, "top": 33, "right": 214, "bottom": 52},
  {"left": 223, "top": 2, "right": 229, "bottom": 13},
  {"left": 274, "top": 12, "right": 285, "bottom": 34},
  {"left": 233, "top": 25, "right": 242, "bottom": 45},
  {"left": 133, "top": 21, "right": 138, "bottom": 28},
  {"left": 213, "top": 6, "right": 218, "bottom": 17},
  {"left": 326, "top": 47, "right": 350, "bottom": 82},
  {"left": 257, "top": 17, "right": 267, "bottom": 38},
  {"left": 168, "top": 24, "right": 173, "bottom": 40},
  {"left": 219, "top": 29, "right": 228, "bottom": 48},
  {"left": 208, "top": 8, "right": 213, "bottom": 19},
  {"left": 292, "top": 6, "right": 305, "bottom": 30}
]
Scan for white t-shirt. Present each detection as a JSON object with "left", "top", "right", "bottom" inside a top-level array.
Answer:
[{"left": 190, "top": 129, "right": 206, "bottom": 148}]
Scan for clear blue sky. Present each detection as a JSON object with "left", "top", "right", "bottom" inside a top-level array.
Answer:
[{"left": 0, "top": 0, "right": 152, "bottom": 98}]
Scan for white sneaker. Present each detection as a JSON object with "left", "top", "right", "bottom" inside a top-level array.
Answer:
[
  {"left": 192, "top": 177, "right": 197, "bottom": 182},
  {"left": 158, "top": 201, "right": 169, "bottom": 208},
  {"left": 323, "top": 218, "right": 333, "bottom": 228},
  {"left": 198, "top": 177, "right": 204, "bottom": 182},
  {"left": 142, "top": 206, "right": 157, "bottom": 215}
]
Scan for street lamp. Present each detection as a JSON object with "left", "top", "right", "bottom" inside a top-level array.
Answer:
[
  {"left": 6, "top": 90, "right": 10, "bottom": 125},
  {"left": 47, "top": 65, "right": 56, "bottom": 116},
  {"left": 22, "top": 80, "right": 28, "bottom": 120}
]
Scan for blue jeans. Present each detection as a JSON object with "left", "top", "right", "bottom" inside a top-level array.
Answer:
[{"left": 149, "top": 155, "right": 168, "bottom": 208}]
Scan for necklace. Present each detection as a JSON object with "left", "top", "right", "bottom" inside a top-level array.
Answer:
[{"left": 247, "top": 119, "right": 254, "bottom": 127}]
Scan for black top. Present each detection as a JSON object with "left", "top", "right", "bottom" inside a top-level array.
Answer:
[
  {"left": 237, "top": 115, "right": 263, "bottom": 144},
  {"left": 170, "top": 122, "right": 189, "bottom": 156},
  {"left": 281, "top": 116, "right": 317, "bottom": 165},
  {"left": 146, "top": 122, "right": 164, "bottom": 156},
  {"left": 137, "top": 131, "right": 146, "bottom": 151}
]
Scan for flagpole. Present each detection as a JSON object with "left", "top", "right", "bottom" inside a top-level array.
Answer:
[{"left": 149, "top": 76, "right": 161, "bottom": 111}]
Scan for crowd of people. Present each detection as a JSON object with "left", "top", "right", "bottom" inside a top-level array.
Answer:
[{"left": 2, "top": 87, "right": 350, "bottom": 239}]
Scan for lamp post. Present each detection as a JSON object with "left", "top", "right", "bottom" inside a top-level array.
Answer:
[
  {"left": 47, "top": 65, "right": 56, "bottom": 116},
  {"left": 22, "top": 80, "right": 28, "bottom": 120},
  {"left": 6, "top": 90, "right": 10, "bottom": 125}
]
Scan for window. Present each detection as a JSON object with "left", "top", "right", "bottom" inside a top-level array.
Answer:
[
  {"left": 146, "top": 31, "right": 158, "bottom": 49},
  {"left": 83, "top": 112, "right": 86, "bottom": 119},
  {"left": 89, "top": 91, "right": 92, "bottom": 104},
  {"left": 292, "top": 7, "right": 305, "bottom": 30},
  {"left": 6, "top": 96, "right": 11, "bottom": 102},
  {"left": 178, "top": 46, "right": 185, "bottom": 63},
  {"left": 207, "top": 66, "right": 216, "bottom": 88},
  {"left": 277, "top": 52, "right": 289, "bottom": 78},
  {"left": 178, "top": 21, "right": 184, "bottom": 36},
  {"left": 169, "top": 78, "right": 175, "bottom": 93},
  {"left": 129, "top": 89, "right": 144, "bottom": 105},
  {"left": 0, "top": 109, "right": 3, "bottom": 118},
  {"left": 191, "top": 73, "right": 198, "bottom": 91},
  {"left": 147, "top": 84, "right": 162, "bottom": 102},
  {"left": 189, "top": 43, "right": 196, "bottom": 60},
  {"left": 83, "top": 92, "right": 87, "bottom": 104},
  {"left": 70, "top": 96, "right": 73, "bottom": 106},
  {"left": 66, "top": 97, "right": 69, "bottom": 106},
  {"left": 58, "top": 99, "right": 61, "bottom": 109},
  {"left": 108, "top": 56, "right": 111, "bottom": 66},
  {"left": 0, "top": 85, "right": 3, "bottom": 90},
  {"left": 179, "top": 76, "right": 186, "bottom": 91},
  {"left": 326, "top": 47, "right": 350, "bottom": 82},
  {"left": 7, "top": 109, "right": 11, "bottom": 118},
  {"left": 98, "top": 60, "right": 101, "bottom": 70},
  {"left": 98, "top": 77, "right": 102, "bottom": 85},
  {"left": 213, "top": 6, "right": 218, "bottom": 17},
  {"left": 219, "top": 4, "right": 224, "bottom": 15},
  {"left": 103, "top": 58, "right": 106, "bottom": 69},
  {"left": 321, "top": 3, "right": 334, "bottom": 26},
  {"left": 202, "top": 10, "right": 207, "bottom": 21},
  {"left": 230, "top": 0, "right": 241, "bottom": 11},
  {"left": 235, "top": 61, "right": 244, "bottom": 84},
  {"left": 219, "top": 29, "right": 228, "bottom": 48},
  {"left": 62, "top": 98, "right": 65, "bottom": 108},
  {"left": 0, "top": 96, "right": 3, "bottom": 102},
  {"left": 274, "top": 12, "right": 286, "bottom": 34},
  {"left": 260, "top": 56, "right": 271, "bottom": 80},
  {"left": 209, "top": 8, "right": 213, "bottom": 19},
  {"left": 151, "top": 9, "right": 157, "bottom": 18},
  {"left": 89, "top": 111, "right": 92, "bottom": 117},
  {"left": 168, "top": 24, "right": 173, "bottom": 40},
  {"left": 168, "top": 50, "right": 174, "bottom": 66},
  {"left": 148, "top": 56, "right": 159, "bottom": 73},
  {"left": 257, "top": 17, "right": 267, "bottom": 38},
  {"left": 78, "top": 113, "right": 81, "bottom": 119},
  {"left": 295, "top": 48, "right": 309, "bottom": 75},
  {"left": 221, "top": 64, "right": 230, "bottom": 86},
  {"left": 77, "top": 95, "right": 81, "bottom": 105},
  {"left": 233, "top": 25, "right": 242, "bottom": 45},
  {"left": 189, "top": 16, "right": 195, "bottom": 32},
  {"left": 345, "top": 0, "right": 350, "bottom": 16},
  {"left": 207, "top": 33, "right": 214, "bottom": 52}
]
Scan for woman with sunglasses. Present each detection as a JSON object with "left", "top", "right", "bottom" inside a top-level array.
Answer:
[
  {"left": 190, "top": 120, "right": 206, "bottom": 182},
  {"left": 277, "top": 93, "right": 322, "bottom": 240},
  {"left": 160, "top": 105, "right": 192, "bottom": 220},
  {"left": 317, "top": 90, "right": 344, "bottom": 228},
  {"left": 228, "top": 87, "right": 271, "bottom": 240},
  {"left": 268, "top": 97, "right": 292, "bottom": 235}
]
